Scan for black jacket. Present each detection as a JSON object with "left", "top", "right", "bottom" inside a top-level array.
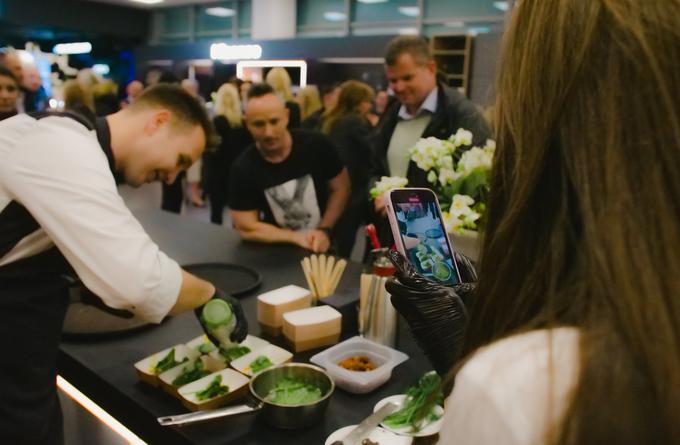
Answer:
[{"left": 371, "top": 84, "right": 491, "bottom": 188}]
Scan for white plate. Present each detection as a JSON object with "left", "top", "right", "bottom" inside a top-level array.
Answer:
[
  {"left": 325, "top": 424, "right": 412, "bottom": 445},
  {"left": 374, "top": 394, "right": 444, "bottom": 437}
]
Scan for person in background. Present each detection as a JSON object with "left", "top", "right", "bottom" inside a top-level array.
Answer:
[
  {"left": 296, "top": 85, "right": 322, "bottom": 122},
  {"left": 321, "top": 80, "right": 375, "bottom": 257},
  {"left": 374, "top": 89, "right": 390, "bottom": 117},
  {"left": 229, "top": 83, "right": 350, "bottom": 253},
  {"left": 302, "top": 82, "right": 341, "bottom": 130},
  {"left": 0, "top": 65, "right": 19, "bottom": 121},
  {"left": 388, "top": 1, "right": 680, "bottom": 444},
  {"left": 205, "top": 83, "right": 252, "bottom": 224},
  {"left": 21, "top": 65, "right": 48, "bottom": 112},
  {"left": 62, "top": 79, "right": 96, "bottom": 124},
  {"left": 239, "top": 80, "right": 252, "bottom": 110},
  {"left": 265, "top": 67, "right": 301, "bottom": 129},
  {"left": 120, "top": 80, "right": 144, "bottom": 108},
  {"left": 370, "top": 36, "right": 491, "bottom": 244},
  {"left": 92, "top": 79, "right": 120, "bottom": 116},
  {"left": 0, "top": 49, "right": 25, "bottom": 113},
  {"left": 181, "top": 78, "right": 207, "bottom": 207}
]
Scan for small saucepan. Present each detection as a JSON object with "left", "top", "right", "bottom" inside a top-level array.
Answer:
[{"left": 158, "top": 363, "right": 335, "bottom": 429}]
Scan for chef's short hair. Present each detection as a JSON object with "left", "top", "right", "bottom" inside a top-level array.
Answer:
[
  {"left": 384, "top": 36, "right": 433, "bottom": 67},
  {"left": 0, "top": 65, "right": 18, "bottom": 85},
  {"left": 129, "top": 83, "right": 218, "bottom": 148}
]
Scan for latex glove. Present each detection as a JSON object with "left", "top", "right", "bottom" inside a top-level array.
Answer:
[
  {"left": 385, "top": 250, "right": 469, "bottom": 375},
  {"left": 195, "top": 288, "right": 248, "bottom": 347}
]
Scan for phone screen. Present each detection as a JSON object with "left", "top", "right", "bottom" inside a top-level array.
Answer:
[{"left": 388, "top": 189, "right": 461, "bottom": 286}]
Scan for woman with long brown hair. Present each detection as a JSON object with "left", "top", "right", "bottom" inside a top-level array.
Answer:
[
  {"left": 389, "top": 0, "right": 680, "bottom": 443},
  {"left": 322, "top": 80, "right": 375, "bottom": 257}
]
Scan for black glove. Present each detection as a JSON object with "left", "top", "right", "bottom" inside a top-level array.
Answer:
[
  {"left": 195, "top": 288, "right": 248, "bottom": 346},
  {"left": 385, "top": 250, "right": 470, "bottom": 375}
]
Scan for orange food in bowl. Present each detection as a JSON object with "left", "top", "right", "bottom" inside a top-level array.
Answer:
[{"left": 338, "top": 356, "right": 377, "bottom": 372}]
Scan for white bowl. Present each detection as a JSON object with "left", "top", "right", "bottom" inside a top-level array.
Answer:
[
  {"left": 310, "top": 336, "right": 409, "bottom": 394},
  {"left": 325, "top": 424, "right": 411, "bottom": 445}
]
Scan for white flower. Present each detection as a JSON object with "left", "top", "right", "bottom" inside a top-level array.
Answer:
[
  {"left": 370, "top": 176, "right": 408, "bottom": 198},
  {"left": 410, "top": 137, "right": 453, "bottom": 172},
  {"left": 438, "top": 168, "right": 461, "bottom": 187},
  {"left": 442, "top": 211, "right": 464, "bottom": 232},
  {"left": 458, "top": 146, "right": 493, "bottom": 176},
  {"left": 451, "top": 128, "right": 473, "bottom": 147},
  {"left": 427, "top": 170, "right": 438, "bottom": 184},
  {"left": 449, "top": 194, "right": 481, "bottom": 223}
]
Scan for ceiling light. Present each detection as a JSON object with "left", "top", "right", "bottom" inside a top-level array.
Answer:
[
  {"left": 210, "top": 43, "right": 262, "bottom": 61},
  {"left": 130, "top": 0, "right": 164, "bottom": 4},
  {"left": 493, "top": 1, "right": 509, "bottom": 11},
  {"left": 468, "top": 26, "right": 491, "bottom": 35},
  {"left": 53, "top": 42, "right": 92, "bottom": 55},
  {"left": 357, "top": 0, "right": 388, "bottom": 3},
  {"left": 92, "top": 64, "right": 110, "bottom": 76},
  {"left": 398, "top": 27, "right": 419, "bottom": 35},
  {"left": 444, "top": 20, "right": 465, "bottom": 28},
  {"left": 205, "top": 7, "right": 235, "bottom": 17},
  {"left": 398, "top": 6, "right": 420, "bottom": 17},
  {"left": 323, "top": 11, "right": 347, "bottom": 22}
]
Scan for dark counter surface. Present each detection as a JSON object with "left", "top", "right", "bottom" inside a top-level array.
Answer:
[{"left": 58, "top": 208, "right": 429, "bottom": 444}]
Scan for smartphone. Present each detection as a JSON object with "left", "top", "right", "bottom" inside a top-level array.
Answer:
[{"left": 385, "top": 188, "right": 462, "bottom": 286}]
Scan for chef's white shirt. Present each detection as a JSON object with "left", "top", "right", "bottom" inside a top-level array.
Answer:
[{"left": 0, "top": 113, "right": 181, "bottom": 323}]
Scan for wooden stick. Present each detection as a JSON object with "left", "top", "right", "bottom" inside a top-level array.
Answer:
[
  {"left": 329, "top": 259, "right": 347, "bottom": 295},
  {"left": 301, "top": 258, "right": 317, "bottom": 299},
  {"left": 310, "top": 255, "right": 320, "bottom": 301},
  {"left": 323, "top": 256, "right": 336, "bottom": 297},
  {"left": 318, "top": 254, "right": 327, "bottom": 297}
]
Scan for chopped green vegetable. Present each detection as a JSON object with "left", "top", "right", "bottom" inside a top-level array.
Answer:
[
  {"left": 265, "top": 378, "right": 323, "bottom": 405},
  {"left": 249, "top": 355, "right": 273, "bottom": 374},
  {"left": 383, "top": 371, "right": 443, "bottom": 432},
  {"left": 195, "top": 375, "right": 229, "bottom": 401},
  {"left": 172, "top": 360, "right": 210, "bottom": 387},
  {"left": 153, "top": 348, "right": 188, "bottom": 375},
  {"left": 219, "top": 345, "right": 251, "bottom": 362},
  {"left": 197, "top": 342, "right": 216, "bottom": 354}
]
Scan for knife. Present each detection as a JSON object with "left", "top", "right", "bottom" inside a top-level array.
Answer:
[{"left": 332, "top": 401, "right": 399, "bottom": 445}]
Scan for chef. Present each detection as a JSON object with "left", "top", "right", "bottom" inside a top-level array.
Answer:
[{"left": 0, "top": 84, "right": 247, "bottom": 445}]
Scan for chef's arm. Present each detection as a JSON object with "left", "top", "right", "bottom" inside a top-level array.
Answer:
[
  {"left": 168, "top": 271, "right": 215, "bottom": 315},
  {"left": 232, "top": 210, "right": 311, "bottom": 249},
  {"left": 319, "top": 168, "right": 350, "bottom": 229}
]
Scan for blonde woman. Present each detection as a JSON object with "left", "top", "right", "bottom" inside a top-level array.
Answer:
[
  {"left": 265, "top": 67, "right": 301, "bottom": 128},
  {"left": 296, "top": 85, "right": 322, "bottom": 121},
  {"left": 205, "top": 83, "right": 252, "bottom": 224}
]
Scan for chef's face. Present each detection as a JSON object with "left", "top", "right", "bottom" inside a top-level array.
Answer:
[
  {"left": 245, "top": 93, "right": 290, "bottom": 156},
  {"left": 124, "top": 112, "right": 205, "bottom": 187},
  {"left": 385, "top": 53, "right": 437, "bottom": 111},
  {"left": 0, "top": 74, "right": 19, "bottom": 113}
]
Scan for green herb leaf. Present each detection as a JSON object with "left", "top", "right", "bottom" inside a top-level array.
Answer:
[
  {"left": 195, "top": 374, "right": 229, "bottom": 401},
  {"left": 249, "top": 355, "right": 273, "bottom": 374},
  {"left": 153, "top": 348, "right": 189, "bottom": 375},
  {"left": 171, "top": 360, "right": 209, "bottom": 386},
  {"left": 383, "top": 371, "right": 443, "bottom": 432},
  {"left": 219, "top": 345, "right": 251, "bottom": 362},
  {"left": 197, "top": 342, "right": 216, "bottom": 354},
  {"left": 265, "top": 378, "right": 322, "bottom": 405}
]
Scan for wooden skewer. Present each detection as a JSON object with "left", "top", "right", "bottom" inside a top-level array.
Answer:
[
  {"left": 323, "top": 256, "right": 336, "bottom": 297},
  {"left": 301, "top": 258, "right": 317, "bottom": 299},
  {"left": 329, "top": 259, "right": 347, "bottom": 295},
  {"left": 310, "top": 255, "right": 320, "bottom": 302},
  {"left": 318, "top": 254, "right": 328, "bottom": 297}
]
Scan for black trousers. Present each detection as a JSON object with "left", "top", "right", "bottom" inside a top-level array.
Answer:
[{"left": 161, "top": 172, "right": 185, "bottom": 214}]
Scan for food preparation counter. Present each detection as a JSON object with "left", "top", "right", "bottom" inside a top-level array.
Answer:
[{"left": 58, "top": 208, "right": 430, "bottom": 444}]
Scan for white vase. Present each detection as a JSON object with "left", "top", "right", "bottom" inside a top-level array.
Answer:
[{"left": 448, "top": 229, "right": 480, "bottom": 262}]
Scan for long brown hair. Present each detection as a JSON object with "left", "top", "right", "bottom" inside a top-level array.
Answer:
[
  {"left": 463, "top": 1, "right": 680, "bottom": 444},
  {"left": 321, "top": 80, "right": 374, "bottom": 134}
]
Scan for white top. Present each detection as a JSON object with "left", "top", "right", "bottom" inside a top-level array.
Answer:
[
  {"left": 439, "top": 328, "right": 581, "bottom": 445},
  {"left": 0, "top": 114, "right": 182, "bottom": 323}
]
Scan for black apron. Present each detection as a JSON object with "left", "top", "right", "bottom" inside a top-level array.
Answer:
[
  {"left": 0, "top": 112, "right": 115, "bottom": 444},
  {"left": 0, "top": 248, "right": 72, "bottom": 445}
]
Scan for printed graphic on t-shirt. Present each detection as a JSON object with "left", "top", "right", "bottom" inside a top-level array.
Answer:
[{"left": 264, "top": 175, "right": 320, "bottom": 230}]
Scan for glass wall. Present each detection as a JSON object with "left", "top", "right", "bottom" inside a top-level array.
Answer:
[{"left": 150, "top": 0, "right": 507, "bottom": 44}]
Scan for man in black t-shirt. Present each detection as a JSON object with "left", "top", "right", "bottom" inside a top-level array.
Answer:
[{"left": 229, "top": 83, "right": 350, "bottom": 253}]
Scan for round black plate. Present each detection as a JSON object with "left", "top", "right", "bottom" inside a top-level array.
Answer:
[{"left": 182, "top": 262, "right": 262, "bottom": 298}]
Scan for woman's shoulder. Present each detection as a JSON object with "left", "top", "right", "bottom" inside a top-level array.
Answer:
[{"left": 439, "top": 328, "right": 581, "bottom": 445}]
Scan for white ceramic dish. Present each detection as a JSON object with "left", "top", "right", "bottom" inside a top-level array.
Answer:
[
  {"left": 177, "top": 368, "right": 250, "bottom": 411},
  {"left": 230, "top": 344, "right": 293, "bottom": 376},
  {"left": 374, "top": 394, "right": 444, "bottom": 437},
  {"left": 134, "top": 344, "right": 199, "bottom": 387},
  {"left": 325, "top": 424, "right": 412, "bottom": 445},
  {"left": 310, "top": 336, "right": 409, "bottom": 394}
]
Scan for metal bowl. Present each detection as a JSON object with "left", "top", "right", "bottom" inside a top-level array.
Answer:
[{"left": 250, "top": 363, "right": 335, "bottom": 429}]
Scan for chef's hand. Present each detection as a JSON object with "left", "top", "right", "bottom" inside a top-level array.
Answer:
[
  {"left": 307, "top": 229, "right": 331, "bottom": 253},
  {"left": 385, "top": 250, "right": 470, "bottom": 376},
  {"left": 195, "top": 288, "right": 248, "bottom": 345}
]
